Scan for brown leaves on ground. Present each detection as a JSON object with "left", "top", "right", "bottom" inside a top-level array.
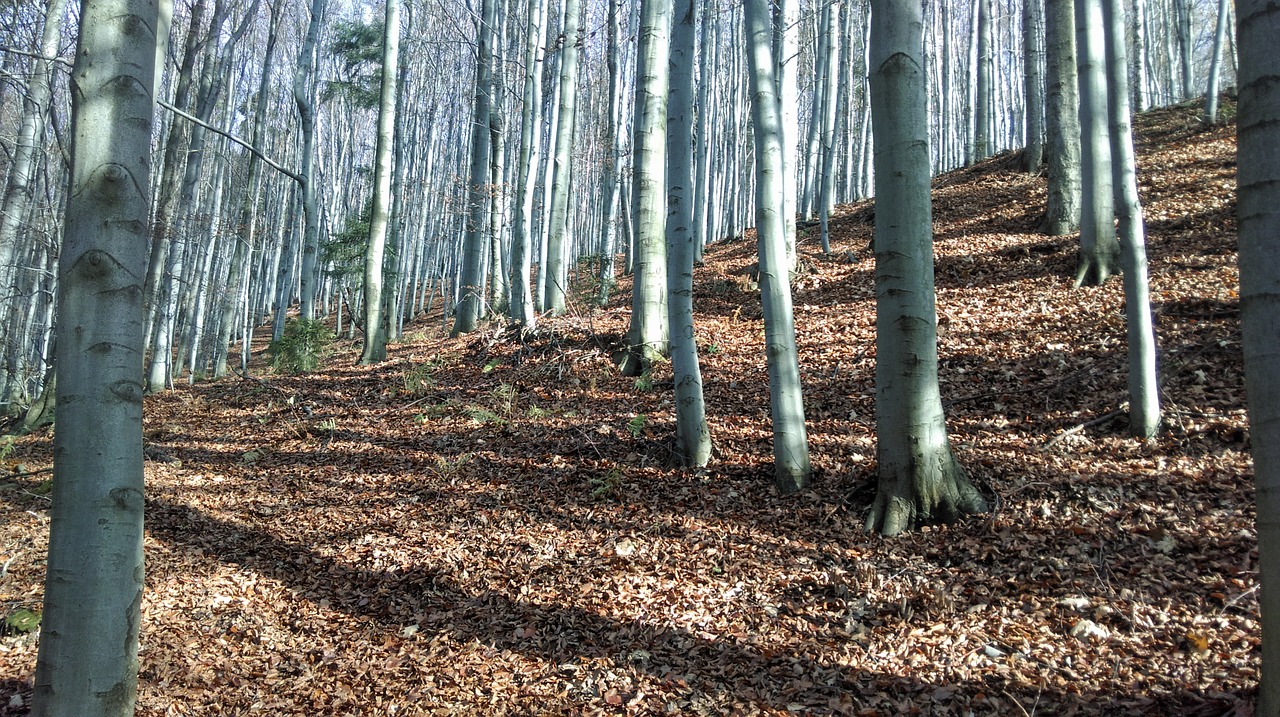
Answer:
[{"left": 0, "top": 101, "right": 1254, "bottom": 715}]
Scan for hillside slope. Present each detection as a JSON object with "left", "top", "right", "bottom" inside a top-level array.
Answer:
[{"left": 0, "top": 100, "right": 1251, "bottom": 715}]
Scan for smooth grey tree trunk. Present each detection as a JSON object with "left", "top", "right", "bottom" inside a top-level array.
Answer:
[
  {"left": 777, "top": 0, "right": 800, "bottom": 268},
  {"left": 1239, "top": 4, "right": 1280, "bottom": 712},
  {"left": 31, "top": 0, "right": 156, "bottom": 712},
  {"left": 542, "top": 0, "right": 581, "bottom": 316},
  {"left": 744, "top": 0, "right": 811, "bottom": 493},
  {"left": 360, "top": 0, "right": 399, "bottom": 363},
  {"left": 1043, "top": 0, "right": 1082, "bottom": 235},
  {"left": 598, "top": 0, "right": 624, "bottom": 305},
  {"left": 667, "top": 0, "right": 711, "bottom": 468},
  {"left": 508, "top": 0, "right": 548, "bottom": 329},
  {"left": 1174, "top": 0, "right": 1193, "bottom": 100},
  {"left": 1102, "top": 0, "right": 1159, "bottom": 437},
  {"left": 621, "top": 0, "right": 671, "bottom": 377},
  {"left": 817, "top": 0, "right": 840, "bottom": 254},
  {"left": 865, "top": 0, "right": 987, "bottom": 536},
  {"left": 1073, "top": 0, "right": 1119, "bottom": 287},
  {"left": 1023, "top": 0, "right": 1046, "bottom": 172},
  {"left": 452, "top": 0, "right": 499, "bottom": 335},
  {"left": 974, "top": 0, "right": 994, "bottom": 161},
  {"left": 1203, "top": 0, "right": 1230, "bottom": 124},
  {"left": 294, "top": 0, "right": 327, "bottom": 321}
]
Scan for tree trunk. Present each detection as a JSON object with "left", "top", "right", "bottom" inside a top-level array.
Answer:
[
  {"left": 1202, "top": 0, "right": 1230, "bottom": 124},
  {"left": 1072, "top": 0, "right": 1119, "bottom": 287},
  {"left": 974, "top": 0, "right": 993, "bottom": 161},
  {"left": 598, "top": 0, "right": 623, "bottom": 305},
  {"left": 452, "top": 0, "right": 499, "bottom": 335},
  {"left": 817, "top": 0, "right": 840, "bottom": 254},
  {"left": 667, "top": 0, "right": 711, "bottom": 468},
  {"left": 744, "top": 0, "right": 811, "bottom": 493},
  {"left": 31, "top": 0, "right": 156, "bottom": 712},
  {"left": 295, "top": 0, "right": 328, "bottom": 321},
  {"left": 508, "top": 0, "right": 549, "bottom": 329},
  {"left": 1023, "top": 0, "right": 1046, "bottom": 172},
  {"left": 865, "top": 0, "right": 987, "bottom": 536},
  {"left": 542, "top": 0, "right": 582, "bottom": 316},
  {"left": 1043, "top": 0, "right": 1082, "bottom": 235},
  {"left": 360, "top": 0, "right": 399, "bottom": 363},
  {"left": 621, "top": 0, "right": 672, "bottom": 377},
  {"left": 1239, "top": 0, "right": 1280, "bottom": 710}
]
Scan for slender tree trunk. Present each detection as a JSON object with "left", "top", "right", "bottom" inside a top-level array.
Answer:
[
  {"left": 1073, "top": 0, "right": 1119, "bottom": 287},
  {"left": 865, "top": 0, "right": 987, "bottom": 536},
  {"left": 667, "top": 0, "right": 711, "bottom": 468},
  {"left": 621, "top": 0, "right": 672, "bottom": 376},
  {"left": 31, "top": 0, "right": 156, "bottom": 712},
  {"left": 744, "top": 0, "right": 811, "bottom": 493},
  {"left": 598, "top": 0, "right": 623, "bottom": 305},
  {"left": 508, "top": 0, "right": 549, "bottom": 328},
  {"left": 1174, "top": 0, "right": 1193, "bottom": 100},
  {"left": 295, "top": 0, "right": 328, "bottom": 321},
  {"left": 974, "top": 0, "right": 993, "bottom": 161},
  {"left": 777, "top": 0, "right": 800, "bottom": 267},
  {"left": 453, "top": 0, "right": 499, "bottom": 335},
  {"left": 818, "top": 0, "right": 840, "bottom": 254},
  {"left": 1024, "top": 0, "right": 1046, "bottom": 171},
  {"left": 1043, "top": 0, "right": 1082, "bottom": 235},
  {"left": 360, "top": 0, "right": 399, "bottom": 363},
  {"left": 542, "top": 0, "right": 581, "bottom": 316},
  {"left": 1203, "top": 0, "right": 1230, "bottom": 124}
]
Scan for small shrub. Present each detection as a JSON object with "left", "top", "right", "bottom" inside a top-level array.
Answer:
[
  {"left": 268, "top": 319, "right": 334, "bottom": 374},
  {"left": 634, "top": 370, "right": 654, "bottom": 393},
  {"left": 626, "top": 415, "right": 647, "bottom": 438},
  {"left": 591, "top": 466, "right": 625, "bottom": 500},
  {"left": 402, "top": 362, "right": 437, "bottom": 396}
]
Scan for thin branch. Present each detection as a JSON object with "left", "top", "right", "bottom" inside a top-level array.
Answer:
[
  {"left": 158, "top": 99, "right": 305, "bottom": 185},
  {"left": 0, "top": 46, "right": 73, "bottom": 68}
]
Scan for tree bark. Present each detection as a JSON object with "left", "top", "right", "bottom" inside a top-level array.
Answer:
[
  {"left": 1023, "top": 0, "right": 1046, "bottom": 172},
  {"left": 542, "top": 0, "right": 582, "bottom": 316},
  {"left": 866, "top": 0, "right": 987, "bottom": 536},
  {"left": 294, "top": 0, "right": 328, "bottom": 321},
  {"left": 1072, "top": 0, "right": 1119, "bottom": 287},
  {"left": 32, "top": 0, "right": 156, "bottom": 712},
  {"left": 1043, "top": 0, "right": 1081, "bottom": 235},
  {"left": 1203, "top": 0, "right": 1230, "bottom": 124},
  {"left": 360, "top": 0, "right": 399, "bottom": 363},
  {"left": 744, "top": 0, "right": 811, "bottom": 493},
  {"left": 1237, "top": 4, "right": 1280, "bottom": 708},
  {"left": 508, "top": 0, "right": 549, "bottom": 329}
]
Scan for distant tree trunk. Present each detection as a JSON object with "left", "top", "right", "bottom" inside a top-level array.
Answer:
[
  {"left": 1239, "top": 1, "right": 1280, "bottom": 710},
  {"left": 667, "top": 0, "right": 711, "bottom": 468},
  {"left": 744, "top": 0, "right": 811, "bottom": 493},
  {"left": 1042, "top": 0, "right": 1081, "bottom": 235},
  {"left": 974, "top": 0, "right": 993, "bottom": 161},
  {"left": 1173, "top": 0, "right": 1193, "bottom": 100},
  {"left": 776, "top": 0, "right": 800, "bottom": 268},
  {"left": 295, "top": 0, "right": 328, "bottom": 321},
  {"left": 452, "top": 0, "right": 499, "bottom": 335},
  {"left": 1023, "top": 0, "right": 1046, "bottom": 172},
  {"left": 1202, "top": 0, "right": 1230, "bottom": 124},
  {"left": 621, "top": 0, "right": 671, "bottom": 377},
  {"left": 865, "top": 0, "right": 987, "bottom": 536},
  {"left": 508, "top": 0, "right": 549, "bottom": 329},
  {"left": 542, "top": 0, "right": 582, "bottom": 316},
  {"left": 0, "top": 0, "right": 67, "bottom": 291},
  {"left": 800, "top": 9, "right": 829, "bottom": 221},
  {"left": 1073, "top": 0, "right": 1119, "bottom": 287},
  {"left": 598, "top": 0, "right": 624, "bottom": 305},
  {"left": 817, "top": 0, "right": 840, "bottom": 254},
  {"left": 360, "top": 0, "right": 399, "bottom": 363},
  {"left": 31, "top": 0, "right": 156, "bottom": 713},
  {"left": 1131, "top": 0, "right": 1149, "bottom": 111}
]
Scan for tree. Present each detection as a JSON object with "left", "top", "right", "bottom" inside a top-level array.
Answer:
[
  {"left": 620, "top": 0, "right": 671, "bottom": 377},
  {"left": 1202, "top": 0, "right": 1230, "bottom": 125},
  {"left": 1023, "top": 0, "right": 1046, "bottom": 172},
  {"left": 1237, "top": 0, "right": 1280, "bottom": 710},
  {"left": 1072, "top": 0, "right": 1119, "bottom": 287},
  {"left": 452, "top": 0, "right": 499, "bottom": 335},
  {"left": 973, "top": 0, "right": 994, "bottom": 161},
  {"left": 1102, "top": 0, "right": 1159, "bottom": 437},
  {"left": 31, "top": 0, "right": 157, "bottom": 712},
  {"left": 294, "top": 0, "right": 329, "bottom": 322},
  {"left": 1042, "top": 0, "right": 1081, "bottom": 235},
  {"left": 666, "top": 0, "right": 711, "bottom": 468},
  {"left": 508, "top": 0, "right": 549, "bottom": 329},
  {"left": 542, "top": 0, "right": 582, "bottom": 316},
  {"left": 743, "top": 0, "right": 811, "bottom": 493},
  {"left": 359, "top": 0, "right": 400, "bottom": 364},
  {"left": 865, "top": 0, "right": 987, "bottom": 536}
]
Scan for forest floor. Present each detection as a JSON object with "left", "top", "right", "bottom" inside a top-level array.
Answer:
[{"left": 0, "top": 99, "right": 1254, "bottom": 716}]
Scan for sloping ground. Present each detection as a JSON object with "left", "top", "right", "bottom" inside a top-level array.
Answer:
[{"left": 0, "top": 100, "right": 1252, "bottom": 716}]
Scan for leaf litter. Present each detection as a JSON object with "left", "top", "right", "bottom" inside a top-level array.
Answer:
[{"left": 0, "top": 100, "right": 1255, "bottom": 715}]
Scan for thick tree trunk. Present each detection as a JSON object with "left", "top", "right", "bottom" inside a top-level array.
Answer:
[
  {"left": 744, "top": 0, "right": 811, "bottom": 493},
  {"left": 621, "top": 0, "right": 672, "bottom": 377},
  {"left": 1043, "top": 0, "right": 1082, "bottom": 235},
  {"left": 974, "top": 0, "right": 993, "bottom": 161},
  {"left": 360, "top": 0, "right": 399, "bottom": 363},
  {"left": 453, "top": 0, "right": 499, "bottom": 335},
  {"left": 1237, "top": 4, "right": 1280, "bottom": 710},
  {"left": 1073, "top": 0, "right": 1119, "bottom": 287},
  {"left": 866, "top": 0, "right": 987, "bottom": 536},
  {"left": 1023, "top": 0, "right": 1046, "bottom": 172},
  {"left": 31, "top": 0, "right": 156, "bottom": 712},
  {"left": 667, "top": 0, "right": 711, "bottom": 468}
]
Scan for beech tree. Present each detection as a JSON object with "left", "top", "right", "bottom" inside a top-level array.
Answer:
[
  {"left": 543, "top": 0, "right": 582, "bottom": 316},
  {"left": 865, "top": 0, "right": 987, "bottom": 535},
  {"left": 359, "top": 0, "right": 400, "bottom": 363},
  {"left": 508, "top": 0, "right": 549, "bottom": 329},
  {"left": 1043, "top": 0, "right": 1081, "bottom": 235},
  {"left": 1238, "top": 0, "right": 1280, "bottom": 710},
  {"left": 743, "top": 0, "right": 811, "bottom": 493},
  {"left": 1073, "top": 0, "right": 1119, "bottom": 287},
  {"left": 32, "top": 0, "right": 157, "bottom": 712}
]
